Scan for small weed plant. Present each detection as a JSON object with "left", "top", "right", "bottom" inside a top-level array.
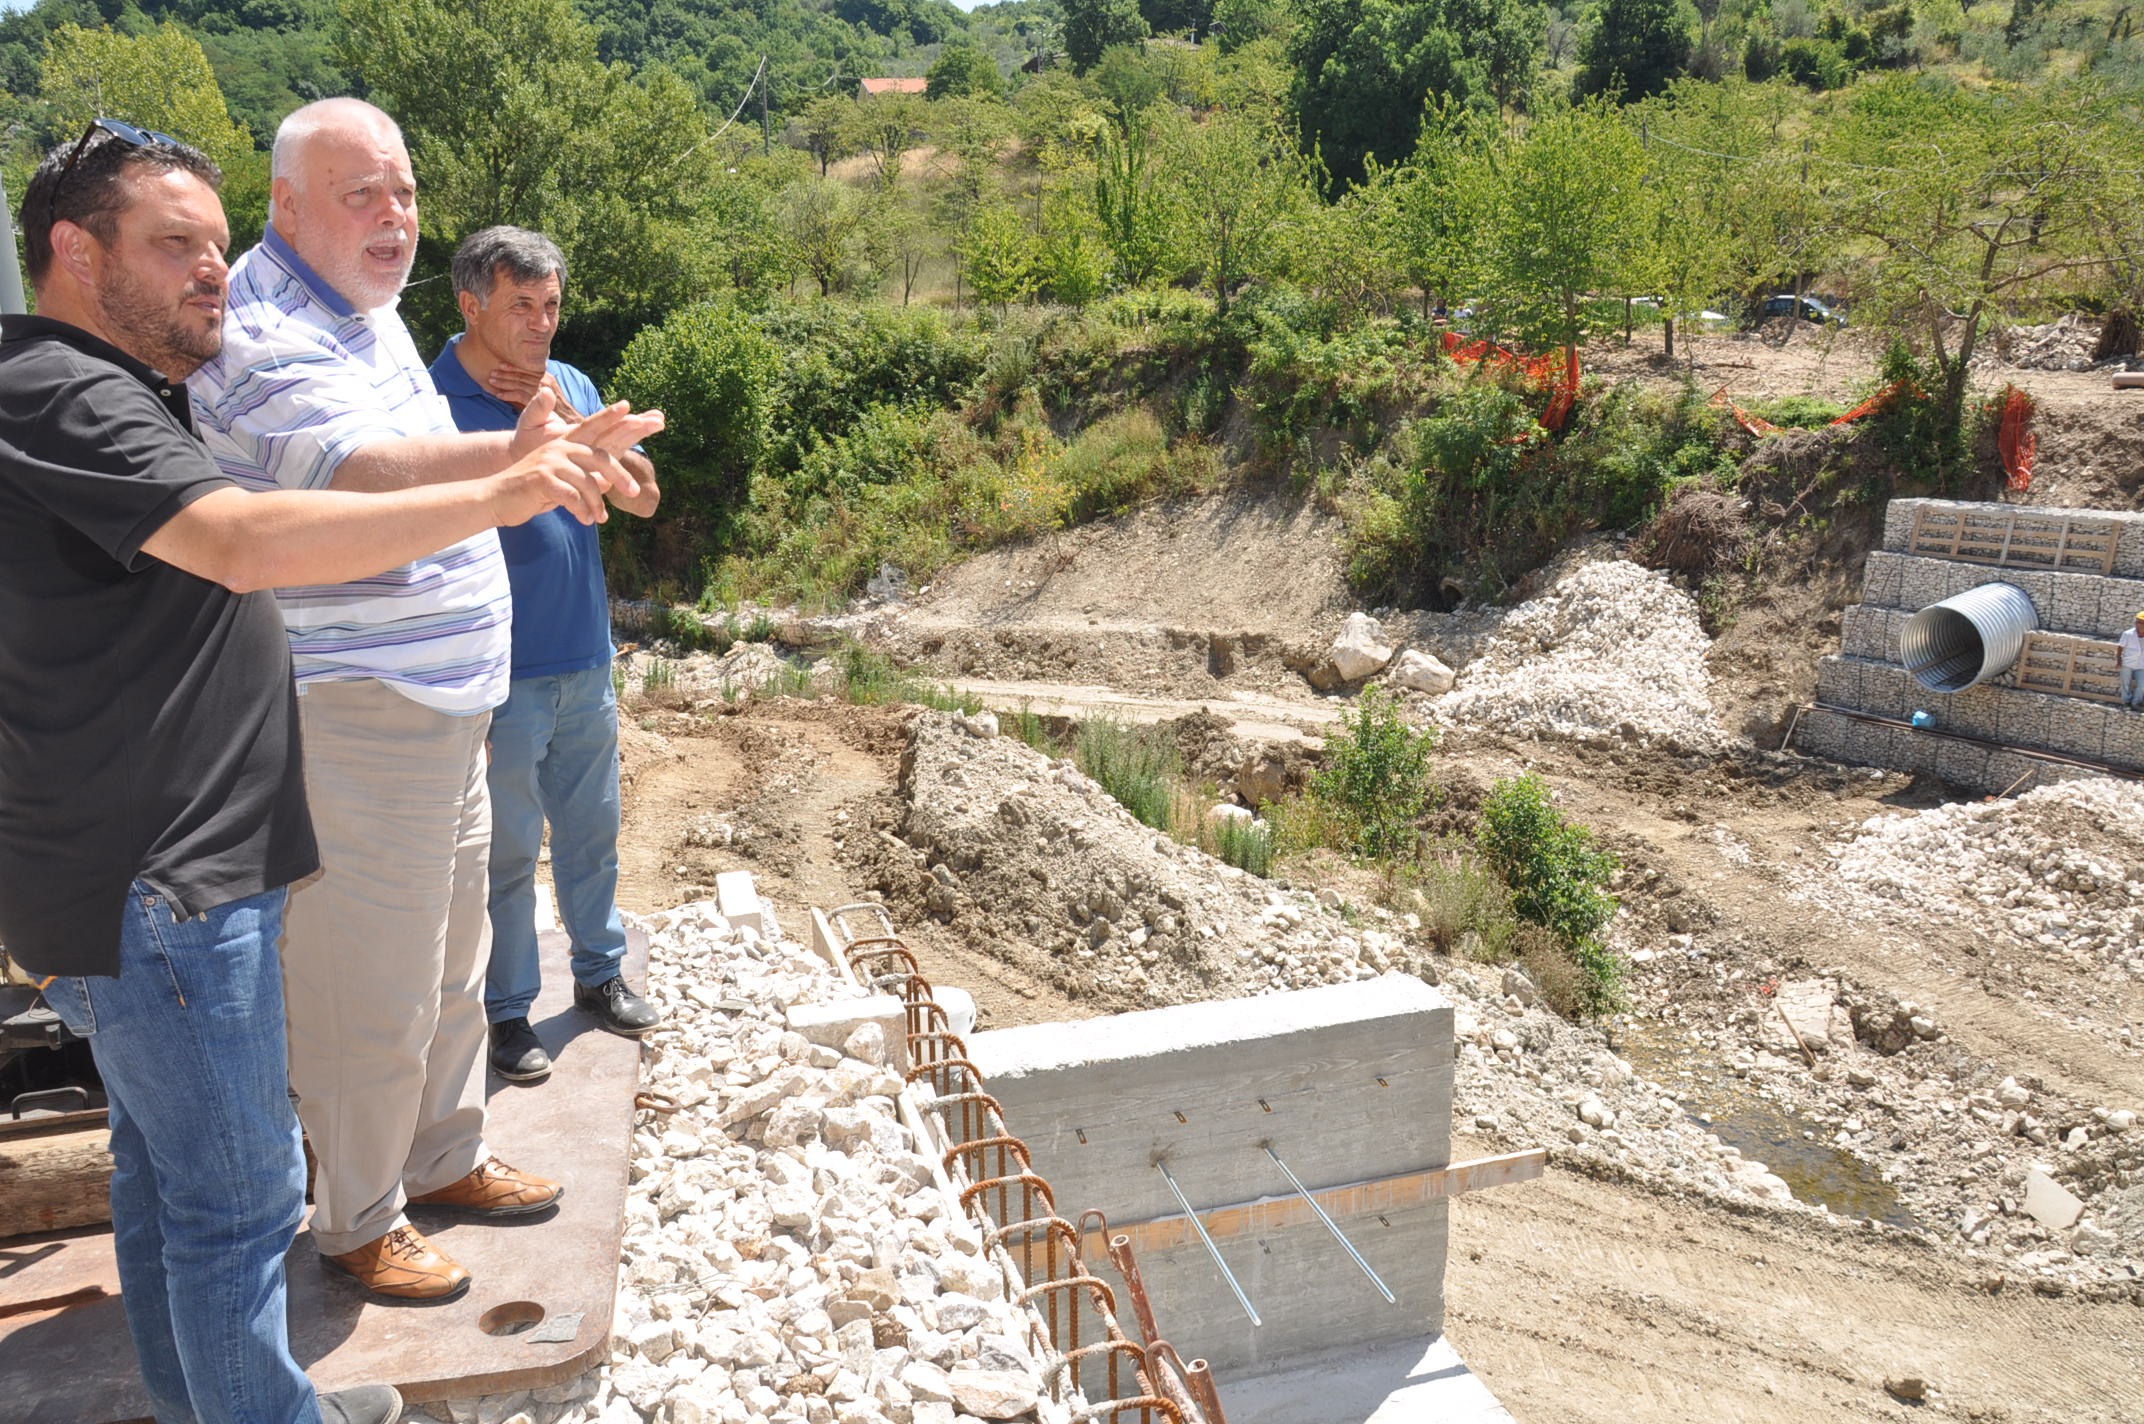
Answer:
[
  {"left": 1075, "top": 717, "right": 1181, "bottom": 835},
  {"left": 1211, "top": 816, "right": 1275, "bottom": 877},
  {"left": 1313, "top": 687, "right": 1438, "bottom": 860},
  {"left": 641, "top": 658, "right": 677, "bottom": 697},
  {"left": 1475, "top": 774, "right": 1622, "bottom": 1013}
]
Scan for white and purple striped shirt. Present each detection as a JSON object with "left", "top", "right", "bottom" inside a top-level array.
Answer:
[{"left": 188, "top": 228, "right": 510, "bottom": 716}]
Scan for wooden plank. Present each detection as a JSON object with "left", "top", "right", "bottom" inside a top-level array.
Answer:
[
  {"left": 2018, "top": 634, "right": 2124, "bottom": 703},
  {"left": 0, "top": 1126, "right": 111, "bottom": 1238},
  {"left": 0, "top": 927, "right": 646, "bottom": 1420},
  {"left": 1082, "top": 1150, "right": 1548, "bottom": 1258}
]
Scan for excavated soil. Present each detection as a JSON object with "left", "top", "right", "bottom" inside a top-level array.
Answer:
[{"left": 593, "top": 335, "right": 2144, "bottom": 1423}]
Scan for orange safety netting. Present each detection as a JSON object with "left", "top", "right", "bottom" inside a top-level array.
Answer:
[
  {"left": 1709, "top": 385, "right": 1783, "bottom": 438},
  {"left": 1441, "top": 332, "right": 1581, "bottom": 432},
  {"left": 1998, "top": 384, "right": 2035, "bottom": 493},
  {"left": 1827, "top": 379, "right": 1912, "bottom": 426}
]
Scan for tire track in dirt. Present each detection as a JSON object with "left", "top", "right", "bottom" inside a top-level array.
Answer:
[{"left": 1448, "top": 1167, "right": 2144, "bottom": 1423}]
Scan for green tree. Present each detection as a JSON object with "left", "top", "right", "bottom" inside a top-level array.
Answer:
[
  {"left": 1063, "top": 0, "right": 1151, "bottom": 72},
  {"left": 336, "top": 0, "right": 716, "bottom": 369},
  {"left": 1093, "top": 111, "right": 1177, "bottom": 285},
  {"left": 1285, "top": 0, "right": 1494, "bottom": 191},
  {"left": 926, "top": 41, "right": 1004, "bottom": 99},
  {"left": 1574, "top": 0, "right": 1695, "bottom": 101},
  {"left": 795, "top": 94, "right": 857, "bottom": 176},
  {"left": 40, "top": 22, "right": 254, "bottom": 168},
  {"left": 959, "top": 201, "right": 1039, "bottom": 312},
  {"left": 1212, "top": 0, "right": 1288, "bottom": 52},
  {"left": 1313, "top": 686, "right": 1438, "bottom": 860},
  {"left": 1825, "top": 75, "right": 2094, "bottom": 450},
  {"left": 1164, "top": 108, "right": 1307, "bottom": 315},
  {"left": 39, "top": 20, "right": 267, "bottom": 244},
  {"left": 1386, "top": 96, "right": 1498, "bottom": 317},
  {"left": 779, "top": 175, "right": 878, "bottom": 297},
  {"left": 845, "top": 90, "right": 928, "bottom": 189},
  {"left": 1480, "top": 101, "right": 1650, "bottom": 357}
]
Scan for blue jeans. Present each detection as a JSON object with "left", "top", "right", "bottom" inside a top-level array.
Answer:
[
  {"left": 485, "top": 664, "right": 628, "bottom": 1023},
  {"left": 2125, "top": 668, "right": 2144, "bottom": 707},
  {"left": 41, "top": 884, "right": 318, "bottom": 1424}
]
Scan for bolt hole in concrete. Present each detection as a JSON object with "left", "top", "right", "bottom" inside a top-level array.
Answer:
[
  {"left": 1617, "top": 1026, "right": 1919, "bottom": 1230},
  {"left": 478, "top": 1300, "right": 546, "bottom": 1337}
]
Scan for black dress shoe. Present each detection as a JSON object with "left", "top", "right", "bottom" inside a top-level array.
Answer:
[
  {"left": 488, "top": 1017, "right": 552, "bottom": 1081},
  {"left": 574, "top": 975, "right": 661, "bottom": 1035},
  {"left": 320, "top": 1384, "right": 403, "bottom": 1424}
]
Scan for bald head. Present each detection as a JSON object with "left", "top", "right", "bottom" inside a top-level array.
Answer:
[
  {"left": 269, "top": 98, "right": 416, "bottom": 310},
  {"left": 272, "top": 98, "right": 403, "bottom": 187}
]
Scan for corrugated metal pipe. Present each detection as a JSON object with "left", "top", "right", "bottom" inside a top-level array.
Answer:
[{"left": 1900, "top": 582, "right": 2039, "bottom": 692}]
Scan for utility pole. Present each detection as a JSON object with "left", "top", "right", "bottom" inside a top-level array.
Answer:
[
  {"left": 0, "top": 175, "right": 26, "bottom": 316},
  {"left": 758, "top": 58, "right": 771, "bottom": 159}
]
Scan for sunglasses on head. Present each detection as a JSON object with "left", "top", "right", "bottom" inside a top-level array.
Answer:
[{"left": 48, "top": 118, "right": 180, "bottom": 225}]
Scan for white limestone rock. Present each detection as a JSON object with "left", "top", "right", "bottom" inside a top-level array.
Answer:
[{"left": 1329, "top": 612, "right": 1396, "bottom": 682}]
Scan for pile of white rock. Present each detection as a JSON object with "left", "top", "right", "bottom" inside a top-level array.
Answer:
[
  {"left": 408, "top": 903, "right": 1063, "bottom": 1424},
  {"left": 1795, "top": 780, "right": 2144, "bottom": 976},
  {"left": 1436, "top": 560, "right": 1726, "bottom": 752}
]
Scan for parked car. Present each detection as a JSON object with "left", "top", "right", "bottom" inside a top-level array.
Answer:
[{"left": 1757, "top": 293, "right": 1847, "bottom": 327}]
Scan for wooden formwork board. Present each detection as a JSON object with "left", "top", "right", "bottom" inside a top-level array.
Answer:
[
  {"left": 1910, "top": 506, "right": 2117, "bottom": 575},
  {"left": 2016, "top": 633, "right": 2123, "bottom": 703}
]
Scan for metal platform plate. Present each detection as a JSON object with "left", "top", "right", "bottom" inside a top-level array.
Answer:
[{"left": 0, "top": 927, "right": 647, "bottom": 1421}]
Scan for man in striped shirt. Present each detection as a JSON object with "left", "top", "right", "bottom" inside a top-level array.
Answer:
[{"left": 188, "top": 97, "right": 660, "bottom": 1301}]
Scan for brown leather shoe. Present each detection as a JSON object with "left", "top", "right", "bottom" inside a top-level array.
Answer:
[
  {"left": 323, "top": 1226, "right": 470, "bottom": 1301},
  {"left": 407, "top": 1156, "right": 564, "bottom": 1217}
]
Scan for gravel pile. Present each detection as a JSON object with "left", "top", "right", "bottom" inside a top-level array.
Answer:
[
  {"left": 869, "top": 712, "right": 1803, "bottom": 1214},
  {"left": 411, "top": 903, "right": 1063, "bottom": 1424},
  {"left": 1794, "top": 780, "right": 2144, "bottom": 979},
  {"left": 1435, "top": 560, "right": 1726, "bottom": 753}
]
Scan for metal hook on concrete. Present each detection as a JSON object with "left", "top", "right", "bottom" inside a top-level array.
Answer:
[
  {"left": 1154, "top": 1159, "right": 1260, "bottom": 1326},
  {"left": 1260, "top": 1145, "right": 1397, "bottom": 1305}
]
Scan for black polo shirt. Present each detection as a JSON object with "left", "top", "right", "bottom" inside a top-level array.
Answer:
[{"left": 0, "top": 315, "right": 316, "bottom": 978}]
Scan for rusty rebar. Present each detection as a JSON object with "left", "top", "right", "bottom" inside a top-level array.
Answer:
[{"left": 823, "top": 912, "right": 1193, "bottom": 1424}]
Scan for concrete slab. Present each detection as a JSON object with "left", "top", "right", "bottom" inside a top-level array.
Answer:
[
  {"left": 1221, "top": 1332, "right": 1514, "bottom": 1424},
  {"left": 969, "top": 976, "right": 1455, "bottom": 1378},
  {"left": 0, "top": 928, "right": 645, "bottom": 1420},
  {"left": 715, "top": 870, "right": 763, "bottom": 933}
]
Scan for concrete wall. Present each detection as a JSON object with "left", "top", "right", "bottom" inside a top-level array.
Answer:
[{"left": 966, "top": 975, "right": 1453, "bottom": 1379}]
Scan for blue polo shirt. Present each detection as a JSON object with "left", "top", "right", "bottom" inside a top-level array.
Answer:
[{"left": 428, "top": 335, "right": 611, "bottom": 681}]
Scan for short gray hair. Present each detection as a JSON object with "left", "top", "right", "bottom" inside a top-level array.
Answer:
[{"left": 451, "top": 226, "right": 567, "bottom": 307}]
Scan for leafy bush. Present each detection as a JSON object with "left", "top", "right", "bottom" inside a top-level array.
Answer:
[
  {"left": 1076, "top": 717, "right": 1182, "bottom": 833},
  {"left": 1313, "top": 686, "right": 1438, "bottom": 860},
  {"left": 753, "top": 303, "right": 991, "bottom": 474},
  {"left": 1475, "top": 774, "right": 1622, "bottom": 1013},
  {"left": 611, "top": 300, "right": 781, "bottom": 532},
  {"left": 790, "top": 403, "right": 938, "bottom": 504}
]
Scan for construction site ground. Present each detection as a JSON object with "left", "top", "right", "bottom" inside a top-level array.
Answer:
[{"left": 598, "top": 329, "right": 2144, "bottom": 1423}]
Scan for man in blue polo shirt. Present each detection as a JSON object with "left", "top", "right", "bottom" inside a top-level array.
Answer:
[{"left": 430, "top": 226, "right": 662, "bottom": 1082}]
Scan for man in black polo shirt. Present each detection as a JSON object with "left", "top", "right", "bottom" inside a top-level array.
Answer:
[{"left": 0, "top": 124, "right": 639, "bottom": 1424}]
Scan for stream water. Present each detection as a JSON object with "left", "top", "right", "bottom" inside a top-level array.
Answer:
[{"left": 1615, "top": 1023, "right": 1921, "bottom": 1230}]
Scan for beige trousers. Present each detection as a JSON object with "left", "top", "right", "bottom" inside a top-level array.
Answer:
[{"left": 284, "top": 678, "right": 493, "bottom": 1256}]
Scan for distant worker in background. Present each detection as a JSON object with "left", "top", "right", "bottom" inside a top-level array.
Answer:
[
  {"left": 429, "top": 226, "right": 664, "bottom": 1084},
  {"left": 2, "top": 121, "right": 616, "bottom": 1424},
  {"left": 188, "top": 98, "right": 663, "bottom": 1301},
  {"left": 2121, "top": 612, "right": 2144, "bottom": 708}
]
